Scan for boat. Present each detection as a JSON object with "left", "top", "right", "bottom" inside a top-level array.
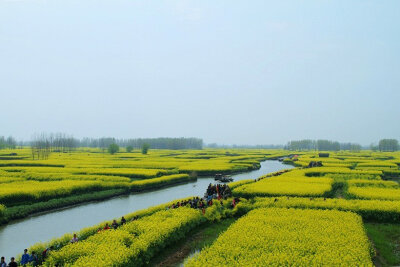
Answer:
[{"left": 214, "top": 173, "right": 233, "bottom": 182}]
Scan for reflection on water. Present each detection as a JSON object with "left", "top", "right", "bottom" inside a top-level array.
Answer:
[{"left": 0, "top": 161, "right": 292, "bottom": 258}]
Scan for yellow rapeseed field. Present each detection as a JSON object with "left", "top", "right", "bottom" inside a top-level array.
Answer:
[
  {"left": 247, "top": 196, "right": 400, "bottom": 222},
  {"left": 44, "top": 207, "right": 204, "bottom": 266},
  {"left": 186, "top": 208, "right": 373, "bottom": 266},
  {"left": 233, "top": 169, "right": 333, "bottom": 197},
  {"left": 348, "top": 187, "right": 400, "bottom": 200}
]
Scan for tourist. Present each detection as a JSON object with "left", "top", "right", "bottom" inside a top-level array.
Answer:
[
  {"left": 223, "top": 186, "right": 232, "bottom": 198},
  {"left": 104, "top": 223, "right": 110, "bottom": 230},
  {"left": 8, "top": 257, "right": 17, "bottom": 267},
  {"left": 207, "top": 183, "right": 212, "bottom": 195},
  {"left": 121, "top": 216, "right": 126, "bottom": 225},
  {"left": 70, "top": 234, "right": 78, "bottom": 243},
  {"left": 111, "top": 220, "right": 118, "bottom": 229},
  {"left": 1, "top": 257, "right": 6, "bottom": 267},
  {"left": 29, "top": 252, "right": 38, "bottom": 266},
  {"left": 199, "top": 199, "right": 204, "bottom": 208},
  {"left": 20, "top": 249, "right": 30, "bottom": 265},
  {"left": 41, "top": 246, "right": 54, "bottom": 262}
]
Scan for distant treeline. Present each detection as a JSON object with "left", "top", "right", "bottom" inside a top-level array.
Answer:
[
  {"left": 0, "top": 134, "right": 203, "bottom": 159},
  {"left": 0, "top": 136, "right": 17, "bottom": 149},
  {"left": 24, "top": 134, "right": 203, "bottom": 152},
  {"left": 1, "top": 134, "right": 399, "bottom": 152},
  {"left": 285, "top": 139, "right": 399, "bottom": 152},
  {"left": 285, "top": 140, "right": 347, "bottom": 151},
  {"left": 206, "top": 143, "right": 283, "bottom": 149},
  {"left": 376, "top": 139, "right": 399, "bottom": 152},
  {"left": 26, "top": 134, "right": 203, "bottom": 159},
  {"left": 80, "top": 137, "right": 203, "bottom": 150}
]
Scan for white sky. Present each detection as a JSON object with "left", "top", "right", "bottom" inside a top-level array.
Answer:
[{"left": 1, "top": 0, "right": 399, "bottom": 145}]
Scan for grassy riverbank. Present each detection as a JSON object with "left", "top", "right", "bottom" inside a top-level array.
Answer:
[
  {"left": 0, "top": 189, "right": 128, "bottom": 225},
  {"left": 365, "top": 223, "right": 400, "bottom": 266}
]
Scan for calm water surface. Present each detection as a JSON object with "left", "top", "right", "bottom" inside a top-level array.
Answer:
[{"left": 0, "top": 160, "right": 292, "bottom": 258}]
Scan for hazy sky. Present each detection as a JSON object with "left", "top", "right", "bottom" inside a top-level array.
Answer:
[{"left": 1, "top": 0, "right": 399, "bottom": 145}]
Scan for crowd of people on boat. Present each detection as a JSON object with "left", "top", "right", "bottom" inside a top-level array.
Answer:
[{"left": 1, "top": 183, "right": 235, "bottom": 266}]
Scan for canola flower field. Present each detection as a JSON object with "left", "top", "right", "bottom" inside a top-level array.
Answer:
[
  {"left": 186, "top": 208, "right": 373, "bottom": 266},
  {"left": 3, "top": 149, "right": 400, "bottom": 266},
  {"left": 232, "top": 170, "right": 333, "bottom": 197},
  {"left": 44, "top": 207, "right": 205, "bottom": 267},
  {"left": 243, "top": 197, "right": 400, "bottom": 222}
]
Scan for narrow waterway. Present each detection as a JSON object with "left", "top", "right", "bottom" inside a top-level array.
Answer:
[{"left": 0, "top": 160, "right": 292, "bottom": 258}]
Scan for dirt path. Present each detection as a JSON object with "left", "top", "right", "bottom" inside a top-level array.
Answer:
[
  {"left": 368, "top": 237, "right": 386, "bottom": 267},
  {"left": 154, "top": 230, "right": 205, "bottom": 267},
  {"left": 151, "top": 218, "right": 236, "bottom": 267}
]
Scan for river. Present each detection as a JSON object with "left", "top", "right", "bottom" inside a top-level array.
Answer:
[{"left": 0, "top": 160, "right": 292, "bottom": 258}]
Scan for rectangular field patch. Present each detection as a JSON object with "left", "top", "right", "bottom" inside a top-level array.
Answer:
[{"left": 186, "top": 208, "right": 373, "bottom": 266}]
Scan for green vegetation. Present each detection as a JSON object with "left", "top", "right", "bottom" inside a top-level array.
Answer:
[
  {"left": 379, "top": 139, "right": 399, "bottom": 152},
  {"left": 0, "top": 136, "right": 17, "bottom": 149},
  {"left": 141, "top": 143, "right": 150, "bottom": 154},
  {"left": 365, "top": 223, "right": 400, "bottom": 266},
  {"left": 108, "top": 143, "right": 119, "bottom": 154}
]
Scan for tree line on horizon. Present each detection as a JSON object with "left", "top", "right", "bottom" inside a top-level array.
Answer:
[
  {"left": 1, "top": 134, "right": 399, "bottom": 153},
  {"left": 285, "top": 139, "right": 399, "bottom": 152},
  {"left": 80, "top": 137, "right": 203, "bottom": 150},
  {"left": 0, "top": 136, "right": 17, "bottom": 149},
  {"left": 2, "top": 134, "right": 202, "bottom": 160},
  {"left": 0, "top": 134, "right": 203, "bottom": 159}
]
